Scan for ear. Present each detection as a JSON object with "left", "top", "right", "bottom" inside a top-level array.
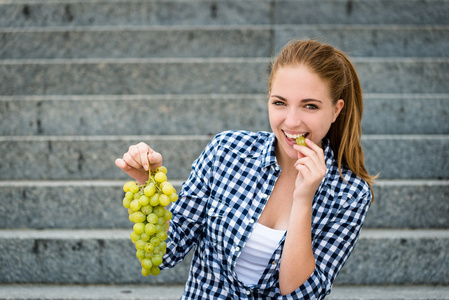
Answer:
[{"left": 332, "top": 99, "right": 344, "bottom": 123}]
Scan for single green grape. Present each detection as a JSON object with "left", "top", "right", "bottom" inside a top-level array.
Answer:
[
  {"left": 149, "top": 194, "right": 160, "bottom": 206},
  {"left": 150, "top": 237, "right": 160, "bottom": 247},
  {"left": 145, "top": 223, "right": 156, "bottom": 236},
  {"left": 122, "top": 197, "right": 131, "bottom": 209},
  {"left": 125, "top": 191, "right": 134, "bottom": 200},
  {"left": 136, "top": 249, "right": 146, "bottom": 259},
  {"left": 157, "top": 216, "right": 166, "bottom": 226},
  {"left": 159, "top": 241, "right": 167, "bottom": 250},
  {"left": 139, "top": 195, "right": 150, "bottom": 206},
  {"left": 140, "top": 205, "right": 153, "bottom": 215},
  {"left": 147, "top": 213, "right": 159, "bottom": 224},
  {"left": 161, "top": 182, "right": 174, "bottom": 196},
  {"left": 144, "top": 242, "right": 154, "bottom": 253},
  {"left": 130, "top": 199, "right": 141, "bottom": 212},
  {"left": 135, "top": 240, "right": 146, "bottom": 250},
  {"left": 153, "top": 206, "right": 165, "bottom": 217},
  {"left": 133, "top": 223, "right": 145, "bottom": 235},
  {"left": 140, "top": 232, "right": 150, "bottom": 242},
  {"left": 132, "top": 212, "right": 146, "bottom": 223},
  {"left": 150, "top": 266, "right": 160, "bottom": 276},
  {"left": 144, "top": 183, "right": 156, "bottom": 197},
  {"left": 295, "top": 136, "right": 307, "bottom": 147},
  {"left": 141, "top": 268, "right": 150, "bottom": 277},
  {"left": 159, "top": 194, "right": 170, "bottom": 206},
  {"left": 154, "top": 172, "right": 167, "bottom": 183},
  {"left": 141, "top": 258, "right": 153, "bottom": 270},
  {"left": 154, "top": 166, "right": 167, "bottom": 174},
  {"left": 130, "top": 232, "right": 140, "bottom": 243},
  {"left": 123, "top": 181, "right": 136, "bottom": 193},
  {"left": 151, "top": 254, "right": 163, "bottom": 266},
  {"left": 163, "top": 210, "right": 173, "bottom": 221},
  {"left": 169, "top": 193, "right": 178, "bottom": 202},
  {"left": 157, "top": 231, "right": 168, "bottom": 241}
]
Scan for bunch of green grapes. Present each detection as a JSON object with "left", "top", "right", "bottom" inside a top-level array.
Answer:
[{"left": 121, "top": 166, "right": 177, "bottom": 277}]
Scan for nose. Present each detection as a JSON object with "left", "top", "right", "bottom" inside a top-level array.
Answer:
[{"left": 284, "top": 107, "right": 302, "bottom": 128}]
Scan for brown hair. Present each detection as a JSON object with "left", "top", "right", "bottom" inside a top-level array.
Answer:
[{"left": 269, "top": 39, "right": 377, "bottom": 195}]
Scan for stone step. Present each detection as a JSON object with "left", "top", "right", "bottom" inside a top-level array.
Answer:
[
  {"left": 0, "top": 229, "right": 447, "bottom": 285},
  {"left": 0, "top": 135, "right": 447, "bottom": 181},
  {"left": 274, "top": 25, "right": 449, "bottom": 58},
  {"left": 1, "top": 25, "right": 448, "bottom": 59},
  {"left": 1, "top": 284, "right": 449, "bottom": 300},
  {"left": 1, "top": 58, "right": 448, "bottom": 95},
  {"left": 0, "top": 26, "right": 273, "bottom": 59},
  {"left": 1, "top": 0, "right": 448, "bottom": 28},
  {"left": 0, "top": 94, "right": 448, "bottom": 136},
  {"left": 0, "top": 180, "right": 447, "bottom": 230}
]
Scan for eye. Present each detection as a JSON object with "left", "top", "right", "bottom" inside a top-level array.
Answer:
[
  {"left": 305, "top": 104, "right": 318, "bottom": 109},
  {"left": 272, "top": 100, "right": 286, "bottom": 106}
]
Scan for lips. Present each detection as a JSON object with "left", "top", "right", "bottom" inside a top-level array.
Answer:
[
  {"left": 284, "top": 132, "right": 308, "bottom": 139},
  {"left": 283, "top": 131, "right": 309, "bottom": 146}
]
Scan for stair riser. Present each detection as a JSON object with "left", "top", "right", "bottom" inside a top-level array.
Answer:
[
  {"left": 274, "top": 27, "right": 449, "bottom": 58},
  {"left": 336, "top": 234, "right": 449, "bottom": 285},
  {"left": 0, "top": 234, "right": 191, "bottom": 284},
  {"left": 1, "top": 0, "right": 448, "bottom": 28},
  {"left": 0, "top": 231, "right": 446, "bottom": 285},
  {"left": 0, "top": 1, "right": 271, "bottom": 28},
  {"left": 0, "top": 29, "right": 272, "bottom": 59},
  {"left": 275, "top": 0, "right": 449, "bottom": 25},
  {"left": 0, "top": 137, "right": 447, "bottom": 180},
  {"left": 1, "top": 60, "right": 448, "bottom": 95},
  {"left": 1, "top": 95, "right": 448, "bottom": 136},
  {"left": 2, "top": 27, "right": 448, "bottom": 59},
  {"left": 0, "top": 182, "right": 447, "bottom": 230}
]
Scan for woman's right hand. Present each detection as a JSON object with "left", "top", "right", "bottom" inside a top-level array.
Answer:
[{"left": 115, "top": 142, "right": 163, "bottom": 184}]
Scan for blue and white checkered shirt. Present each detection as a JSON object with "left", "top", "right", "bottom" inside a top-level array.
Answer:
[{"left": 162, "top": 130, "right": 372, "bottom": 299}]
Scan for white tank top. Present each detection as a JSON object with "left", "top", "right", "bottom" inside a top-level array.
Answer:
[{"left": 235, "top": 222, "right": 286, "bottom": 286}]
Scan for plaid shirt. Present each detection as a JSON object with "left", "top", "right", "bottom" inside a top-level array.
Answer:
[{"left": 162, "top": 130, "right": 372, "bottom": 299}]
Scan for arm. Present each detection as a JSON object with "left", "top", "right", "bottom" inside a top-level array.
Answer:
[
  {"left": 279, "top": 139, "right": 326, "bottom": 295},
  {"left": 279, "top": 147, "right": 372, "bottom": 299}
]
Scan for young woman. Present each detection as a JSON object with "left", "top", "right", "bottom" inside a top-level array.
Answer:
[{"left": 115, "top": 39, "right": 377, "bottom": 299}]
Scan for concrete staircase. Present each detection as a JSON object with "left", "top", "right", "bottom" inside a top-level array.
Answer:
[{"left": 1, "top": 0, "right": 448, "bottom": 299}]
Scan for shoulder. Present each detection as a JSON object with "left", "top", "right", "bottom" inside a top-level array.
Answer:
[{"left": 210, "top": 130, "right": 273, "bottom": 155}]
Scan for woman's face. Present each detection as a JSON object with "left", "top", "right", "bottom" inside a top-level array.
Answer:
[{"left": 268, "top": 65, "right": 344, "bottom": 162}]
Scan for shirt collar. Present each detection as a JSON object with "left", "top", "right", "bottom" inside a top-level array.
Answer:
[{"left": 261, "top": 132, "right": 278, "bottom": 169}]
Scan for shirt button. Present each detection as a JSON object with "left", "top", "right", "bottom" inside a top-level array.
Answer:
[
  {"left": 261, "top": 193, "right": 268, "bottom": 199},
  {"left": 246, "top": 290, "right": 251, "bottom": 295},
  {"left": 272, "top": 260, "right": 277, "bottom": 265},
  {"left": 249, "top": 218, "right": 255, "bottom": 224},
  {"left": 235, "top": 246, "right": 241, "bottom": 252},
  {"left": 275, "top": 166, "right": 280, "bottom": 172}
]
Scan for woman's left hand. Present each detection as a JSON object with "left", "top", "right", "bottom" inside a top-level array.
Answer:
[{"left": 293, "top": 138, "right": 327, "bottom": 203}]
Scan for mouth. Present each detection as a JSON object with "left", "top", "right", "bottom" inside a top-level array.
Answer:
[{"left": 283, "top": 131, "right": 309, "bottom": 145}]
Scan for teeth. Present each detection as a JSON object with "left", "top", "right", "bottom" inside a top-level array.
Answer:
[{"left": 284, "top": 132, "right": 306, "bottom": 139}]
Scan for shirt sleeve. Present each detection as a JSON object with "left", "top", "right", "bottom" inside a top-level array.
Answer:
[
  {"left": 279, "top": 188, "right": 372, "bottom": 300},
  {"left": 160, "top": 133, "right": 220, "bottom": 269}
]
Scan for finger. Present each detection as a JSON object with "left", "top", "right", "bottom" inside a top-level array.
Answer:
[
  {"left": 115, "top": 158, "right": 131, "bottom": 171},
  {"left": 148, "top": 151, "right": 163, "bottom": 169},
  {"left": 123, "top": 151, "right": 144, "bottom": 171},
  {"left": 294, "top": 140, "right": 324, "bottom": 165},
  {"left": 136, "top": 143, "right": 150, "bottom": 171}
]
